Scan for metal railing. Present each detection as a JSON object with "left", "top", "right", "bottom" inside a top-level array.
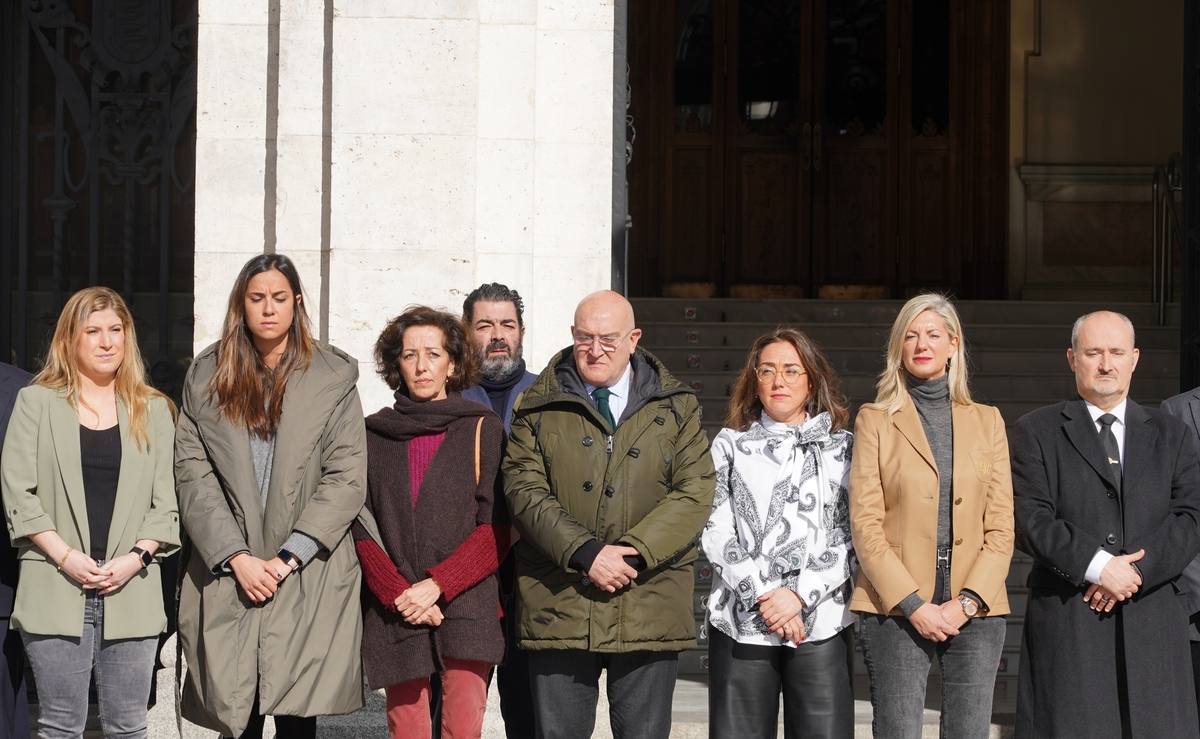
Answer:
[{"left": 1152, "top": 153, "right": 1183, "bottom": 325}]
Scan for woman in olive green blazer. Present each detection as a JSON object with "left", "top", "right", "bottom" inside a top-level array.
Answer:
[{"left": 0, "top": 287, "right": 178, "bottom": 739}]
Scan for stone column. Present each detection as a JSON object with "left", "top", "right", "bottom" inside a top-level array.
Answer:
[{"left": 195, "top": 0, "right": 618, "bottom": 410}]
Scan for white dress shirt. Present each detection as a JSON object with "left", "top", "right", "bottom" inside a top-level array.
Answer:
[
  {"left": 584, "top": 363, "right": 632, "bottom": 427},
  {"left": 1083, "top": 398, "right": 1127, "bottom": 584}
]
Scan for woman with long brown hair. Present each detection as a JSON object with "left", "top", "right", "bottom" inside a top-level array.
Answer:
[
  {"left": 1, "top": 287, "right": 178, "bottom": 739},
  {"left": 175, "top": 253, "right": 368, "bottom": 739},
  {"left": 701, "top": 327, "right": 857, "bottom": 738}
]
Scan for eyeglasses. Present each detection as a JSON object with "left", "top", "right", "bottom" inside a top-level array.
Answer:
[
  {"left": 573, "top": 329, "right": 633, "bottom": 353},
  {"left": 755, "top": 366, "right": 806, "bottom": 384}
]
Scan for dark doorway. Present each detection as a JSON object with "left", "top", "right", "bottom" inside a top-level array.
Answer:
[
  {"left": 626, "top": 0, "right": 1009, "bottom": 299},
  {"left": 1, "top": 0, "right": 197, "bottom": 397}
]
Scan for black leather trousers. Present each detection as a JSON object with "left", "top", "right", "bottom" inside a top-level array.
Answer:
[{"left": 708, "top": 627, "right": 854, "bottom": 739}]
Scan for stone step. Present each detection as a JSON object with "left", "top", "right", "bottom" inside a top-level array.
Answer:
[
  {"left": 641, "top": 322, "right": 1181, "bottom": 351},
  {"left": 630, "top": 298, "right": 1181, "bottom": 328}
]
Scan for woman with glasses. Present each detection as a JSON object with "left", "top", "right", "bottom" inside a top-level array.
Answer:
[
  {"left": 849, "top": 293, "right": 1013, "bottom": 739},
  {"left": 701, "top": 327, "right": 857, "bottom": 738},
  {"left": 1, "top": 287, "right": 178, "bottom": 739}
]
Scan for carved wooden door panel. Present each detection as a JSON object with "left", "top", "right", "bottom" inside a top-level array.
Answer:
[
  {"left": 627, "top": 0, "right": 1003, "bottom": 298},
  {"left": 810, "top": 0, "right": 897, "bottom": 294},
  {"left": 722, "top": 0, "right": 812, "bottom": 296}
]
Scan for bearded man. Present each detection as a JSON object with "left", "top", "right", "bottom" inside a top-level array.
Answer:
[{"left": 461, "top": 282, "right": 537, "bottom": 739}]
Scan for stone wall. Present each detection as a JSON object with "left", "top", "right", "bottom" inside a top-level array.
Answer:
[{"left": 195, "top": 0, "right": 618, "bottom": 411}]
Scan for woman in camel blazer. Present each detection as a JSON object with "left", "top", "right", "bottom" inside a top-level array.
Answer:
[{"left": 849, "top": 293, "right": 1014, "bottom": 739}]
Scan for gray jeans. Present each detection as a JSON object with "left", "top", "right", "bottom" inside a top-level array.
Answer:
[
  {"left": 859, "top": 614, "right": 1006, "bottom": 739},
  {"left": 21, "top": 595, "right": 158, "bottom": 739}
]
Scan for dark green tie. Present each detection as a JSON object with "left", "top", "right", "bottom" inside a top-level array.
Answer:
[{"left": 592, "top": 387, "right": 616, "bottom": 429}]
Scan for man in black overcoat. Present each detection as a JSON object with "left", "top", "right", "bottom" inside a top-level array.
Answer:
[
  {"left": 0, "top": 362, "right": 31, "bottom": 739},
  {"left": 1012, "top": 311, "right": 1200, "bottom": 739},
  {"left": 1159, "top": 385, "right": 1200, "bottom": 732}
]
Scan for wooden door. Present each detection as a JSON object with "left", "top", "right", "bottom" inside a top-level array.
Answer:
[
  {"left": 810, "top": 0, "right": 897, "bottom": 294},
  {"left": 625, "top": 0, "right": 1008, "bottom": 299}
]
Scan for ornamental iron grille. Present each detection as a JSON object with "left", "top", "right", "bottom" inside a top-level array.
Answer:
[{"left": 2, "top": 0, "right": 197, "bottom": 397}]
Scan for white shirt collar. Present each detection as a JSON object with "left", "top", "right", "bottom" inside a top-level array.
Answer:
[
  {"left": 584, "top": 362, "right": 632, "bottom": 399},
  {"left": 1084, "top": 397, "right": 1128, "bottom": 427}
]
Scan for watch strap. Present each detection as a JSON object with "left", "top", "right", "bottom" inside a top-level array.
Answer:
[
  {"left": 277, "top": 548, "right": 301, "bottom": 571},
  {"left": 130, "top": 546, "right": 153, "bottom": 568}
]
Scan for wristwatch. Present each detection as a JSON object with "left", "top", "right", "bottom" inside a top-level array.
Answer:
[
  {"left": 277, "top": 548, "right": 301, "bottom": 572},
  {"left": 130, "top": 546, "right": 153, "bottom": 569},
  {"left": 958, "top": 593, "right": 979, "bottom": 618}
]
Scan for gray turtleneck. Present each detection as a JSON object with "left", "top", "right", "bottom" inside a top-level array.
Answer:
[{"left": 896, "top": 373, "right": 954, "bottom": 616}]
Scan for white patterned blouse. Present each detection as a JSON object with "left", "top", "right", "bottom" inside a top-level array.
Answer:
[{"left": 701, "top": 411, "right": 857, "bottom": 647}]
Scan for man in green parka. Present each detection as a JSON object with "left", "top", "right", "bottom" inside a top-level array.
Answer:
[{"left": 503, "top": 290, "right": 715, "bottom": 739}]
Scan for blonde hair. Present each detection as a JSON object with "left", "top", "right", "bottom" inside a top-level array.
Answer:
[
  {"left": 34, "top": 287, "right": 175, "bottom": 449},
  {"left": 869, "top": 293, "right": 972, "bottom": 414}
]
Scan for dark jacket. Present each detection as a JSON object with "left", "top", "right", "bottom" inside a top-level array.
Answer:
[
  {"left": 1159, "top": 387, "right": 1200, "bottom": 626},
  {"left": 462, "top": 369, "right": 537, "bottom": 431},
  {"left": 354, "top": 393, "right": 507, "bottom": 689},
  {"left": 1012, "top": 398, "right": 1200, "bottom": 739},
  {"left": 503, "top": 347, "right": 715, "bottom": 652},
  {"left": 0, "top": 364, "right": 31, "bottom": 618}
]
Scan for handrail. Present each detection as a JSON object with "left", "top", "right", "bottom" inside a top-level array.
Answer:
[{"left": 1152, "top": 152, "right": 1183, "bottom": 325}]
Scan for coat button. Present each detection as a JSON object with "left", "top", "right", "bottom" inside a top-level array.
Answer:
[
  {"left": 629, "top": 448, "right": 640, "bottom": 458},
  {"left": 954, "top": 538, "right": 963, "bottom": 546},
  {"left": 582, "top": 437, "right": 593, "bottom": 447},
  {"left": 605, "top": 485, "right": 615, "bottom": 498},
  {"left": 1106, "top": 533, "right": 1117, "bottom": 545},
  {"left": 1107, "top": 491, "right": 1115, "bottom": 499},
  {"left": 583, "top": 481, "right": 593, "bottom": 492},
  {"left": 954, "top": 498, "right": 962, "bottom": 505}
]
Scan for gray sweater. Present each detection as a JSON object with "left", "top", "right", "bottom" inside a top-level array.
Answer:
[{"left": 896, "top": 373, "right": 954, "bottom": 615}]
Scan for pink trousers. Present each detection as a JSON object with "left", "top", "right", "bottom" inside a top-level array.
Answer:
[{"left": 385, "top": 659, "right": 490, "bottom": 739}]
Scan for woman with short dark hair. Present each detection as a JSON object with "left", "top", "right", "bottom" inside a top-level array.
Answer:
[
  {"left": 2, "top": 287, "right": 178, "bottom": 739},
  {"left": 175, "top": 253, "right": 368, "bottom": 739},
  {"left": 353, "top": 305, "right": 507, "bottom": 739},
  {"left": 701, "top": 327, "right": 856, "bottom": 738}
]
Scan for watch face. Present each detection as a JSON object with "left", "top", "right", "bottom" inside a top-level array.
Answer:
[{"left": 960, "top": 596, "right": 977, "bottom": 616}]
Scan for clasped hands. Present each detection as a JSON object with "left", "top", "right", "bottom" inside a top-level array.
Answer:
[
  {"left": 587, "top": 544, "right": 642, "bottom": 593},
  {"left": 909, "top": 600, "right": 968, "bottom": 642},
  {"left": 62, "top": 550, "right": 144, "bottom": 596},
  {"left": 395, "top": 578, "right": 444, "bottom": 627},
  {"left": 229, "top": 553, "right": 295, "bottom": 604},
  {"left": 757, "top": 587, "right": 806, "bottom": 645},
  {"left": 1084, "top": 549, "right": 1145, "bottom": 613}
]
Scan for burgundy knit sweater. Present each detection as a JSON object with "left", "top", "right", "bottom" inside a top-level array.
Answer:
[{"left": 351, "top": 391, "right": 510, "bottom": 689}]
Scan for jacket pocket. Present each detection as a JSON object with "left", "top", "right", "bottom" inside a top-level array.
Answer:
[{"left": 968, "top": 450, "right": 993, "bottom": 482}]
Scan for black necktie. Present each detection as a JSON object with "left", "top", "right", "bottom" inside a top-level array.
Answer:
[
  {"left": 1097, "top": 413, "right": 1122, "bottom": 496},
  {"left": 592, "top": 387, "right": 616, "bottom": 430}
]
